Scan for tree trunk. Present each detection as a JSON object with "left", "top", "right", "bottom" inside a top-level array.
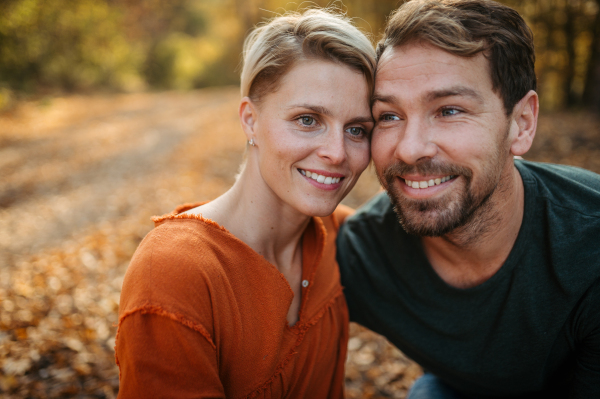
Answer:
[
  {"left": 583, "top": 0, "right": 600, "bottom": 114},
  {"left": 563, "top": 1, "right": 578, "bottom": 107}
]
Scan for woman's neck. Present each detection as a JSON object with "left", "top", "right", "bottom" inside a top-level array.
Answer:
[
  {"left": 195, "top": 166, "right": 311, "bottom": 272},
  {"left": 191, "top": 164, "right": 310, "bottom": 326}
]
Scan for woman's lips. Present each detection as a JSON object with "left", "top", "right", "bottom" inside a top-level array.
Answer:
[
  {"left": 298, "top": 168, "right": 344, "bottom": 185},
  {"left": 298, "top": 168, "right": 345, "bottom": 190}
]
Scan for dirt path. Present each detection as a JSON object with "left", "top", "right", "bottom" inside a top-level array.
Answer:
[{"left": 1, "top": 89, "right": 240, "bottom": 258}]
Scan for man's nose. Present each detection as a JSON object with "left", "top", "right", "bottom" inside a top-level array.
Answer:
[
  {"left": 393, "top": 118, "right": 437, "bottom": 164},
  {"left": 317, "top": 128, "right": 346, "bottom": 164}
]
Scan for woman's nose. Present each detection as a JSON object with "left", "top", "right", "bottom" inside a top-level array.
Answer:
[{"left": 316, "top": 129, "right": 346, "bottom": 164}]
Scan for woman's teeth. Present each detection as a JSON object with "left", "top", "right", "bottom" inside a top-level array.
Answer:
[
  {"left": 405, "top": 176, "right": 454, "bottom": 189},
  {"left": 299, "top": 169, "right": 341, "bottom": 184}
]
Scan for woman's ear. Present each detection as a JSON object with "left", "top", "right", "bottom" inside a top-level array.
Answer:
[
  {"left": 239, "top": 97, "right": 258, "bottom": 142},
  {"left": 509, "top": 90, "right": 539, "bottom": 157}
]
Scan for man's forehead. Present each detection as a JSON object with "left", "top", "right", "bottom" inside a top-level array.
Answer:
[
  {"left": 378, "top": 43, "right": 486, "bottom": 78},
  {"left": 374, "top": 42, "right": 494, "bottom": 100}
]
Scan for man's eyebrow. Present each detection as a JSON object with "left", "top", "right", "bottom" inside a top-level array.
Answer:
[
  {"left": 426, "top": 86, "right": 484, "bottom": 102},
  {"left": 287, "top": 104, "right": 332, "bottom": 116},
  {"left": 371, "top": 94, "right": 399, "bottom": 106},
  {"left": 372, "top": 87, "right": 484, "bottom": 107}
]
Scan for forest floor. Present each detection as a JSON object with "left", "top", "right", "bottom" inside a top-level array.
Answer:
[{"left": 0, "top": 87, "right": 599, "bottom": 398}]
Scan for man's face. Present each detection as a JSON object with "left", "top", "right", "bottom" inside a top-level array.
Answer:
[{"left": 371, "top": 42, "right": 514, "bottom": 236}]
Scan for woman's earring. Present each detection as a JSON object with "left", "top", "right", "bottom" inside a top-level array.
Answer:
[{"left": 249, "top": 138, "right": 255, "bottom": 146}]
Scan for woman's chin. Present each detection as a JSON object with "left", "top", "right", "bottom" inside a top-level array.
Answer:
[{"left": 295, "top": 200, "right": 340, "bottom": 218}]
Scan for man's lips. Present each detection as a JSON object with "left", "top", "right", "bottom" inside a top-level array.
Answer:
[
  {"left": 393, "top": 174, "right": 458, "bottom": 199},
  {"left": 402, "top": 175, "right": 455, "bottom": 189}
]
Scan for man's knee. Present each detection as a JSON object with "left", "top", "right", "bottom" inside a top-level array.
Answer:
[{"left": 407, "top": 374, "right": 468, "bottom": 399}]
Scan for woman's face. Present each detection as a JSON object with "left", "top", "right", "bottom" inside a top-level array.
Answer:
[{"left": 241, "top": 59, "right": 373, "bottom": 217}]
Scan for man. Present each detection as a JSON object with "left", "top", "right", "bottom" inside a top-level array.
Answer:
[{"left": 337, "top": 0, "right": 600, "bottom": 398}]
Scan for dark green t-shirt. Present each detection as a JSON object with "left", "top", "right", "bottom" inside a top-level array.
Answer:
[{"left": 337, "top": 160, "right": 600, "bottom": 398}]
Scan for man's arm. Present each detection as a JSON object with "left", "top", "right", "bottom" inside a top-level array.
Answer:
[{"left": 570, "top": 278, "right": 600, "bottom": 398}]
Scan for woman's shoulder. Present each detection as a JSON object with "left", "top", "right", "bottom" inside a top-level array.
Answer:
[
  {"left": 138, "top": 210, "right": 233, "bottom": 277},
  {"left": 119, "top": 211, "right": 244, "bottom": 324}
]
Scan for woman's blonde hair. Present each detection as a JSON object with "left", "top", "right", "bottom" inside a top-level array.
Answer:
[{"left": 240, "top": 8, "right": 376, "bottom": 102}]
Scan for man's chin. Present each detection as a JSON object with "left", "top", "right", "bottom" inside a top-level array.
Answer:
[
  {"left": 393, "top": 205, "right": 462, "bottom": 237},
  {"left": 387, "top": 191, "right": 473, "bottom": 237}
]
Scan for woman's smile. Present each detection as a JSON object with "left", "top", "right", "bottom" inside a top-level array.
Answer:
[{"left": 298, "top": 168, "right": 345, "bottom": 190}]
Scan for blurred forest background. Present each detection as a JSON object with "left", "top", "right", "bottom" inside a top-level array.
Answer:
[
  {"left": 1, "top": 0, "right": 600, "bottom": 398},
  {"left": 1, "top": 0, "right": 600, "bottom": 112}
]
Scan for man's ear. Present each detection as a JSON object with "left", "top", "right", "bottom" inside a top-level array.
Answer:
[
  {"left": 239, "top": 97, "right": 258, "bottom": 143},
  {"left": 509, "top": 90, "right": 538, "bottom": 156}
]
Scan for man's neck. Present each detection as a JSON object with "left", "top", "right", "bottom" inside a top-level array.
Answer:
[{"left": 421, "top": 164, "right": 525, "bottom": 289}]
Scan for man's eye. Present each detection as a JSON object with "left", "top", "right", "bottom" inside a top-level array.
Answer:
[
  {"left": 380, "top": 114, "right": 400, "bottom": 121},
  {"left": 299, "top": 116, "right": 316, "bottom": 126},
  {"left": 441, "top": 108, "right": 460, "bottom": 117}
]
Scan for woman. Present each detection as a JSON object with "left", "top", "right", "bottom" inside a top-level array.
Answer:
[{"left": 115, "top": 8, "right": 375, "bottom": 398}]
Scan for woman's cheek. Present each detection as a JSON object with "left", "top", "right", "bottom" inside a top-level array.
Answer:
[{"left": 350, "top": 141, "right": 371, "bottom": 174}]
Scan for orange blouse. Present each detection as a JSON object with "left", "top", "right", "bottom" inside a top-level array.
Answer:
[{"left": 115, "top": 203, "right": 353, "bottom": 398}]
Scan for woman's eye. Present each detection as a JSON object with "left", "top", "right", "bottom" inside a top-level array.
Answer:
[
  {"left": 346, "top": 127, "right": 365, "bottom": 137},
  {"left": 441, "top": 108, "right": 460, "bottom": 117},
  {"left": 299, "top": 116, "right": 316, "bottom": 126}
]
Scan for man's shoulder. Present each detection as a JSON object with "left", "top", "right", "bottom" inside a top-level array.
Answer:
[
  {"left": 518, "top": 159, "right": 600, "bottom": 189},
  {"left": 337, "top": 191, "right": 414, "bottom": 257},
  {"left": 517, "top": 160, "right": 600, "bottom": 290},
  {"left": 345, "top": 191, "right": 394, "bottom": 227},
  {"left": 517, "top": 160, "right": 600, "bottom": 217}
]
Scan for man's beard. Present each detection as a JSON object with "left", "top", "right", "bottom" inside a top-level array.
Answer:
[{"left": 379, "top": 145, "right": 506, "bottom": 238}]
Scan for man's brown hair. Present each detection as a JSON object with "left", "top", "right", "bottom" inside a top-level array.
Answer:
[{"left": 377, "top": 0, "right": 536, "bottom": 115}]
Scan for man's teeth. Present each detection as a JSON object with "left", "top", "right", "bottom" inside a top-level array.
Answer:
[
  {"left": 405, "top": 176, "right": 454, "bottom": 189},
  {"left": 299, "top": 169, "right": 341, "bottom": 184}
]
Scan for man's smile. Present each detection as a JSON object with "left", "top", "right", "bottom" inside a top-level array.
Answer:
[
  {"left": 394, "top": 174, "right": 459, "bottom": 200},
  {"left": 403, "top": 175, "right": 456, "bottom": 189}
]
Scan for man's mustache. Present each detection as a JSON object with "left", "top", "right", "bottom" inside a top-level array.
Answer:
[{"left": 381, "top": 160, "right": 473, "bottom": 183}]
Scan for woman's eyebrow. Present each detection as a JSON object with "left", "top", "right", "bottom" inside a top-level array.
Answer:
[
  {"left": 287, "top": 104, "right": 332, "bottom": 115},
  {"left": 347, "top": 116, "right": 374, "bottom": 124},
  {"left": 287, "top": 104, "right": 372, "bottom": 123}
]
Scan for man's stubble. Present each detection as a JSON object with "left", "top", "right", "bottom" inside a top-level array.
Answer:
[{"left": 378, "top": 125, "right": 511, "bottom": 244}]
